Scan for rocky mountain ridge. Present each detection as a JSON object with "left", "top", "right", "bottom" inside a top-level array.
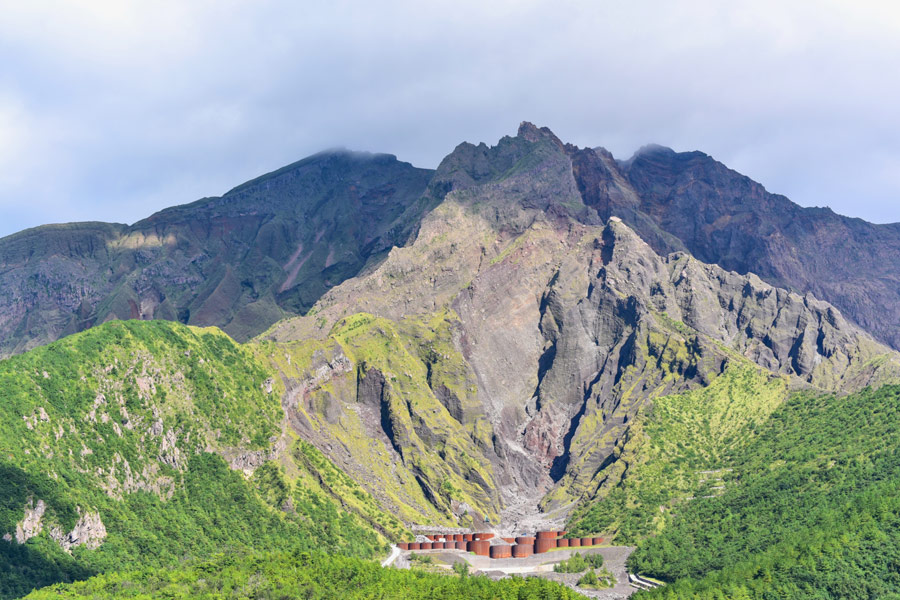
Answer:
[
  {"left": 263, "top": 125, "right": 900, "bottom": 527},
  {"left": 0, "top": 151, "right": 434, "bottom": 357},
  {"left": 2, "top": 123, "right": 899, "bottom": 361}
]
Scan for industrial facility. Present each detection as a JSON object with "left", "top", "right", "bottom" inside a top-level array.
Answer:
[{"left": 397, "top": 530, "right": 605, "bottom": 559}]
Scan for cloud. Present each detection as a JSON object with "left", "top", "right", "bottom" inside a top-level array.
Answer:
[{"left": 1, "top": 0, "right": 899, "bottom": 238}]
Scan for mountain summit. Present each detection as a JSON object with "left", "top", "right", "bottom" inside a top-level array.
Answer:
[{"left": 1, "top": 123, "right": 898, "bottom": 357}]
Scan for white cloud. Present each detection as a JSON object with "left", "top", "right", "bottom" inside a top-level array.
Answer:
[{"left": 0, "top": 0, "right": 899, "bottom": 237}]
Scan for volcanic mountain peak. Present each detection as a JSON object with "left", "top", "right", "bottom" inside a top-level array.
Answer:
[
  {"left": 263, "top": 133, "right": 899, "bottom": 526},
  {"left": 2, "top": 121, "right": 900, "bottom": 361}
]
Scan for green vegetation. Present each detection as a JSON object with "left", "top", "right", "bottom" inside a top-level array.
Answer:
[
  {"left": 630, "top": 384, "right": 900, "bottom": 599},
  {"left": 576, "top": 568, "right": 615, "bottom": 589},
  {"left": 553, "top": 552, "right": 605, "bottom": 573},
  {"left": 0, "top": 321, "right": 399, "bottom": 599},
  {"left": 24, "top": 551, "right": 582, "bottom": 599},
  {"left": 452, "top": 560, "right": 470, "bottom": 577},
  {"left": 569, "top": 363, "right": 787, "bottom": 541},
  {"left": 267, "top": 308, "right": 501, "bottom": 526}
]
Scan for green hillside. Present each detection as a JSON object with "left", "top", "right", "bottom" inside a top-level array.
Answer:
[
  {"left": 0, "top": 320, "right": 404, "bottom": 600},
  {"left": 629, "top": 384, "right": 900, "bottom": 599},
  {"left": 568, "top": 363, "right": 789, "bottom": 541},
  {"left": 23, "top": 551, "right": 580, "bottom": 600}
]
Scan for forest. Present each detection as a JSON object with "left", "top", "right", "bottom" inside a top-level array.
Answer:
[{"left": 631, "top": 384, "right": 900, "bottom": 599}]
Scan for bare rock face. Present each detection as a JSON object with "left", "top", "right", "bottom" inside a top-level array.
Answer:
[
  {"left": 12, "top": 498, "right": 107, "bottom": 552},
  {"left": 15, "top": 498, "right": 46, "bottom": 544},
  {"left": 50, "top": 510, "right": 107, "bottom": 551}
]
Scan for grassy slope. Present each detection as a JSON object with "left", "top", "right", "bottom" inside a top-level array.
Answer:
[
  {"left": 0, "top": 320, "right": 403, "bottom": 600},
  {"left": 630, "top": 384, "right": 900, "bottom": 599}
]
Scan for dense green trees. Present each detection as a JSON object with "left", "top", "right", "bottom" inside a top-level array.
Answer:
[
  {"left": 24, "top": 551, "right": 582, "bottom": 599},
  {"left": 630, "top": 384, "right": 900, "bottom": 599},
  {"left": 0, "top": 321, "right": 397, "bottom": 599}
]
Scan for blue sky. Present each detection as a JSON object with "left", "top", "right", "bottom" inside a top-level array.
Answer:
[{"left": 1, "top": 0, "right": 899, "bottom": 238}]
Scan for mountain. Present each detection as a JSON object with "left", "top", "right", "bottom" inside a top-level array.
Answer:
[
  {"left": 568, "top": 141, "right": 900, "bottom": 350},
  {"left": 3, "top": 124, "right": 899, "bottom": 364},
  {"left": 0, "top": 151, "right": 433, "bottom": 358},
  {"left": 263, "top": 124, "right": 900, "bottom": 528},
  {"left": 3, "top": 123, "right": 900, "bottom": 600}
]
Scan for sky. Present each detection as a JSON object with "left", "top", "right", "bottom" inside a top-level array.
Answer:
[{"left": 1, "top": 0, "right": 899, "bottom": 238}]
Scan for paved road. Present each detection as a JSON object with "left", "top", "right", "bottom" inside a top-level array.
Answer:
[{"left": 381, "top": 544, "right": 401, "bottom": 567}]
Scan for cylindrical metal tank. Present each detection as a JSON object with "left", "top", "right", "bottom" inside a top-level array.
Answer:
[
  {"left": 557, "top": 538, "right": 569, "bottom": 548},
  {"left": 463, "top": 533, "right": 474, "bottom": 541},
  {"left": 433, "top": 542, "right": 445, "bottom": 549},
  {"left": 455, "top": 541, "right": 468, "bottom": 550},
  {"left": 409, "top": 542, "right": 421, "bottom": 550},
  {"left": 569, "top": 538, "right": 581, "bottom": 547},
  {"left": 502, "top": 537, "right": 516, "bottom": 543},
  {"left": 558, "top": 531, "right": 568, "bottom": 537},
  {"left": 515, "top": 536, "right": 535, "bottom": 545},
  {"left": 490, "top": 544, "right": 512, "bottom": 559},
  {"left": 468, "top": 540, "right": 490, "bottom": 556},
  {"left": 454, "top": 534, "right": 463, "bottom": 542},
  {"left": 421, "top": 542, "right": 433, "bottom": 550},
  {"left": 580, "top": 537, "right": 593, "bottom": 546},
  {"left": 475, "top": 532, "right": 494, "bottom": 540},
  {"left": 512, "top": 543, "right": 533, "bottom": 558},
  {"left": 535, "top": 539, "right": 556, "bottom": 553},
  {"left": 536, "top": 530, "right": 556, "bottom": 539},
  {"left": 398, "top": 542, "right": 409, "bottom": 550},
  {"left": 592, "top": 537, "right": 604, "bottom": 546}
]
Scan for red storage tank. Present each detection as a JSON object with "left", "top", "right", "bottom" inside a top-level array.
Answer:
[
  {"left": 557, "top": 538, "right": 569, "bottom": 548},
  {"left": 454, "top": 534, "right": 463, "bottom": 542},
  {"left": 569, "top": 538, "right": 581, "bottom": 547},
  {"left": 536, "top": 530, "right": 556, "bottom": 539},
  {"left": 398, "top": 542, "right": 409, "bottom": 551},
  {"left": 455, "top": 541, "right": 468, "bottom": 550},
  {"left": 592, "top": 537, "right": 604, "bottom": 546},
  {"left": 468, "top": 540, "right": 490, "bottom": 556},
  {"left": 434, "top": 542, "right": 445, "bottom": 549},
  {"left": 421, "top": 542, "right": 433, "bottom": 550},
  {"left": 427, "top": 535, "right": 437, "bottom": 541},
  {"left": 535, "top": 539, "right": 556, "bottom": 553},
  {"left": 558, "top": 531, "right": 568, "bottom": 537},
  {"left": 502, "top": 537, "right": 516, "bottom": 543},
  {"left": 490, "top": 544, "right": 512, "bottom": 559},
  {"left": 512, "top": 543, "right": 533, "bottom": 558},
  {"left": 475, "top": 532, "right": 495, "bottom": 540},
  {"left": 580, "top": 537, "right": 593, "bottom": 547},
  {"left": 409, "top": 543, "right": 421, "bottom": 550},
  {"left": 463, "top": 533, "right": 474, "bottom": 541},
  {"left": 515, "top": 536, "right": 535, "bottom": 545}
]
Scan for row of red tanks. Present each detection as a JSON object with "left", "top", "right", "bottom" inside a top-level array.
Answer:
[{"left": 397, "top": 530, "right": 604, "bottom": 559}]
